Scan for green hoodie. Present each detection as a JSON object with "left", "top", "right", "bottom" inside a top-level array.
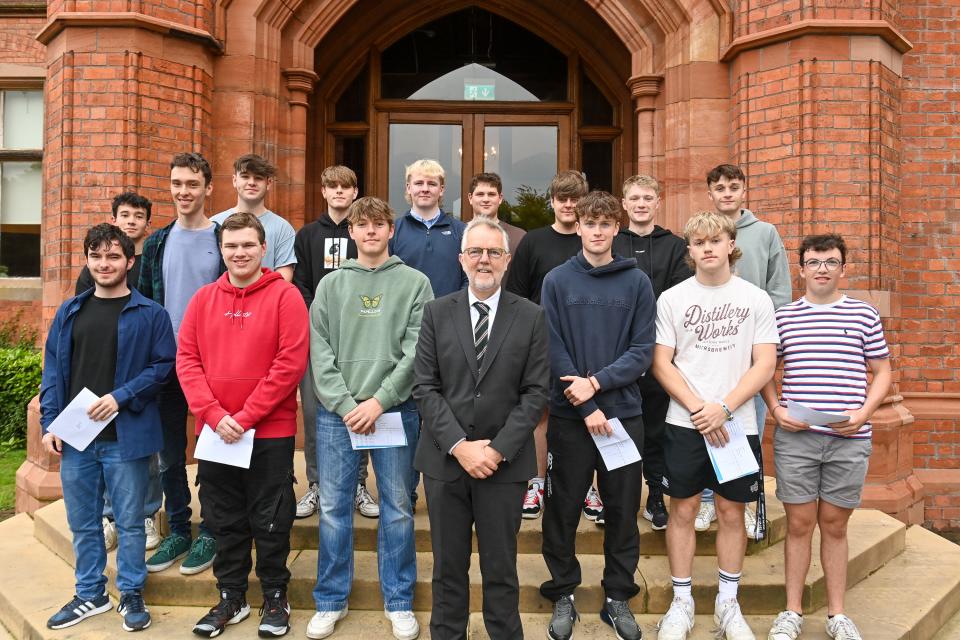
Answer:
[{"left": 310, "top": 255, "right": 433, "bottom": 416}]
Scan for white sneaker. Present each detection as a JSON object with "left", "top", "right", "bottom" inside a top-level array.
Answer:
[
  {"left": 694, "top": 501, "right": 717, "bottom": 531},
  {"left": 657, "top": 596, "right": 695, "bottom": 640},
  {"left": 297, "top": 484, "right": 320, "bottom": 518},
  {"left": 744, "top": 506, "right": 758, "bottom": 538},
  {"left": 355, "top": 483, "right": 380, "bottom": 518},
  {"left": 583, "top": 486, "right": 603, "bottom": 520},
  {"left": 768, "top": 610, "right": 803, "bottom": 640},
  {"left": 144, "top": 516, "right": 162, "bottom": 550},
  {"left": 714, "top": 598, "right": 756, "bottom": 640},
  {"left": 102, "top": 517, "right": 118, "bottom": 551},
  {"left": 305, "top": 607, "right": 347, "bottom": 639},
  {"left": 384, "top": 609, "right": 419, "bottom": 640},
  {"left": 826, "top": 614, "right": 863, "bottom": 640}
]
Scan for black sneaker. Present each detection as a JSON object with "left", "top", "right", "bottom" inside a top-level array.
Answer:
[
  {"left": 547, "top": 594, "right": 578, "bottom": 640},
  {"left": 258, "top": 589, "right": 291, "bottom": 637},
  {"left": 118, "top": 591, "right": 151, "bottom": 632},
  {"left": 601, "top": 598, "right": 643, "bottom": 640},
  {"left": 46, "top": 593, "right": 112, "bottom": 629},
  {"left": 643, "top": 491, "right": 669, "bottom": 531},
  {"left": 193, "top": 590, "right": 250, "bottom": 637}
]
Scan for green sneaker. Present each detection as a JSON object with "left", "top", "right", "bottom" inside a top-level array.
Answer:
[
  {"left": 146, "top": 534, "right": 190, "bottom": 573},
  {"left": 180, "top": 532, "right": 217, "bottom": 575}
]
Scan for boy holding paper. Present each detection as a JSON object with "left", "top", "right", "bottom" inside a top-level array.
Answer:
[
  {"left": 40, "top": 223, "right": 176, "bottom": 632},
  {"left": 176, "top": 212, "right": 309, "bottom": 638},
  {"left": 652, "top": 211, "right": 778, "bottom": 640},
  {"left": 764, "top": 234, "right": 891, "bottom": 640},
  {"left": 539, "top": 190, "right": 655, "bottom": 640},
  {"left": 307, "top": 197, "right": 432, "bottom": 640}
]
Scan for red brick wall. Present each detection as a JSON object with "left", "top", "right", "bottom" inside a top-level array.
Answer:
[
  {"left": 899, "top": 1, "right": 960, "bottom": 471},
  {"left": 0, "top": 15, "right": 45, "bottom": 63},
  {"left": 43, "top": 45, "right": 214, "bottom": 327}
]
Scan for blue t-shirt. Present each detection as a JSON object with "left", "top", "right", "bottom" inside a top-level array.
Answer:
[
  {"left": 162, "top": 224, "right": 221, "bottom": 340},
  {"left": 211, "top": 209, "right": 297, "bottom": 271}
]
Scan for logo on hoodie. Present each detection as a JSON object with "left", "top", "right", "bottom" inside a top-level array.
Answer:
[{"left": 359, "top": 293, "right": 383, "bottom": 316}]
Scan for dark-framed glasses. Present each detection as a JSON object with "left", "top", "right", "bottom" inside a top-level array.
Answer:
[{"left": 802, "top": 258, "right": 842, "bottom": 271}]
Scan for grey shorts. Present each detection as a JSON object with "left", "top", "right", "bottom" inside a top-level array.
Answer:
[{"left": 773, "top": 427, "right": 872, "bottom": 509}]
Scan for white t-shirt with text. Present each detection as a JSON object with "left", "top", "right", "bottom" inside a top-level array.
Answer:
[{"left": 656, "top": 275, "right": 780, "bottom": 435}]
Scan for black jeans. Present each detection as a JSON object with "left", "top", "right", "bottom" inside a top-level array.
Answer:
[
  {"left": 197, "top": 437, "right": 296, "bottom": 594},
  {"left": 540, "top": 413, "right": 644, "bottom": 602},
  {"left": 638, "top": 376, "right": 669, "bottom": 493}
]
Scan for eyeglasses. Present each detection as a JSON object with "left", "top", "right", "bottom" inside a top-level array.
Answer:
[
  {"left": 463, "top": 247, "right": 506, "bottom": 260},
  {"left": 802, "top": 258, "right": 843, "bottom": 271}
]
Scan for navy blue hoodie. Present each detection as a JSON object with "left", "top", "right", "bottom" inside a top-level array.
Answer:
[{"left": 540, "top": 252, "right": 657, "bottom": 420}]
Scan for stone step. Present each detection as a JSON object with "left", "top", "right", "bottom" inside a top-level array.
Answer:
[
  {"left": 933, "top": 607, "right": 960, "bottom": 640},
  {"left": 195, "top": 455, "right": 788, "bottom": 554},
  {"left": 33, "top": 500, "right": 903, "bottom": 615},
  {"left": 2, "top": 513, "right": 957, "bottom": 640}
]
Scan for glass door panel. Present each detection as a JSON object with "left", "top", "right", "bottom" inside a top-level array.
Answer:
[
  {"left": 388, "top": 123, "right": 463, "bottom": 217},
  {"left": 483, "top": 125, "right": 558, "bottom": 208}
]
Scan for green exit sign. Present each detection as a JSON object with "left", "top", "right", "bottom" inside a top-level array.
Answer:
[{"left": 464, "top": 83, "right": 495, "bottom": 100}]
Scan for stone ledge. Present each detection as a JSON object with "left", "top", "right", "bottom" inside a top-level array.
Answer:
[
  {"left": 721, "top": 19, "right": 913, "bottom": 62},
  {"left": 36, "top": 12, "right": 224, "bottom": 54}
]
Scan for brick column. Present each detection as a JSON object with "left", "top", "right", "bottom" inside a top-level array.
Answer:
[
  {"left": 21, "top": 7, "right": 220, "bottom": 509},
  {"left": 724, "top": 9, "right": 920, "bottom": 522},
  {"left": 628, "top": 74, "right": 663, "bottom": 178},
  {"left": 281, "top": 68, "right": 319, "bottom": 229}
]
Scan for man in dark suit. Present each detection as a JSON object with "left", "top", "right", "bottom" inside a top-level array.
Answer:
[{"left": 413, "top": 216, "right": 550, "bottom": 640}]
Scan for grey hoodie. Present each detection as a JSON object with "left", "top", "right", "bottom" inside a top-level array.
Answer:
[{"left": 733, "top": 209, "right": 791, "bottom": 310}]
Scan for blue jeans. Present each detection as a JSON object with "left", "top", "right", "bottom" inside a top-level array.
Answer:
[
  {"left": 703, "top": 394, "right": 767, "bottom": 504},
  {"left": 313, "top": 400, "right": 419, "bottom": 612},
  {"left": 60, "top": 441, "right": 150, "bottom": 598},
  {"left": 104, "top": 453, "right": 162, "bottom": 520}
]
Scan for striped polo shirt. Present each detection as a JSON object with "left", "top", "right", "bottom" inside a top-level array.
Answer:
[{"left": 775, "top": 295, "right": 890, "bottom": 439}]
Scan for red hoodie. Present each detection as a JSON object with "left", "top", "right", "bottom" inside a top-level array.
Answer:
[{"left": 177, "top": 268, "right": 309, "bottom": 438}]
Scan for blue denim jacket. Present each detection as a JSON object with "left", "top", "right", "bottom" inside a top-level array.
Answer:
[{"left": 40, "top": 287, "right": 176, "bottom": 461}]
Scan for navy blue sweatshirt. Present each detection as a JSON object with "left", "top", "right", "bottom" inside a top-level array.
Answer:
[{"left": 540, "top": 252, "right": 657, "bottom": 420}]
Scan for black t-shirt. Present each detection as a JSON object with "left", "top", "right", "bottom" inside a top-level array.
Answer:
[
  {"left": 504, "top": 226, "right": 582, "bottom": 305},
  {"left": 69, "top": 294, "right": 130, "bottom": 442}
]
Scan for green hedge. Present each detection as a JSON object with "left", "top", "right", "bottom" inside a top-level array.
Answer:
[{"left": 0, "top": 347, "right": 41, "bottom": 449}]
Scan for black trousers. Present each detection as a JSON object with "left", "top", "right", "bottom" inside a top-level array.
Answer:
[
  {"left": 540, "top": 413, "right": 644, "bottom": 602},
  {"left": 424, "top": 474, "right": 526, "bottom": 640},
  {"left": 197, "top": 436, "right": 296, "bottom": 594},
  {"left": 638, "top": 376, "right": 669, "bottom": 492}
]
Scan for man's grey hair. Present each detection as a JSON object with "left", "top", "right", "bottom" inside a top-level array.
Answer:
[{"left": 461, "top": 217, "right": 510, "bottom": 253}]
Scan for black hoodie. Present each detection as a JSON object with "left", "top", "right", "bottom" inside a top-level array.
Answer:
[
  {"left": 293, "top": 213, "right": 359, "bottom": 308},
  {"left": 613, "top": 225, "right": 692, "bottom": 299}
]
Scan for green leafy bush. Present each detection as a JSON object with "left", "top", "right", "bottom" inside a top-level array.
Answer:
[
  {"left": 0, "top": 347, "right": 41, "bottom": 449},
  {"left": 499, "top": 185, "right": 553, "bottom": 231}
]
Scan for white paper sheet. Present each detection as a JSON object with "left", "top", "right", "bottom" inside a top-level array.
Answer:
[
  {"left": 706, "top": 418, "right": 760, "bottom": 483},
  {"left": 194, "top": 424, "right": 256, "bottom": 469},
  {"left": 786, "top": 400, "right": 850, "bottom": 425},
  {"left": 349, "top": 411, "right": 408, "bottom": 450},
  {"left": 47, "top": 388, "right": 119, "bottom": 452},
  {"left": 590, "top": 417, "right": 642, "bottom": 471}
]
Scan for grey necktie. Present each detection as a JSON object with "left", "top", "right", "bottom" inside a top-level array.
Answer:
[{"left": 473, "top": 301, "right": 489, "bottom": 365}]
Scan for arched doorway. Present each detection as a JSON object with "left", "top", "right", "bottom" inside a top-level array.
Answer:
[{"left": 305, "top": 2, "right": 632, "bottom": 222}]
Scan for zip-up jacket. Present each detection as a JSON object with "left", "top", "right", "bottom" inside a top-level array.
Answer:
[
  {"left": 40, "top": 288, "right": 176, "bottom": 460},
  {"left": 389, "top": 211, "right": 467, "bottom": 298},
  {"left": 176, "top": 269, "right": 309, "bottom": 438},
  {"left": 541, "top": 252, "right": 656, "bottom": 420}
]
